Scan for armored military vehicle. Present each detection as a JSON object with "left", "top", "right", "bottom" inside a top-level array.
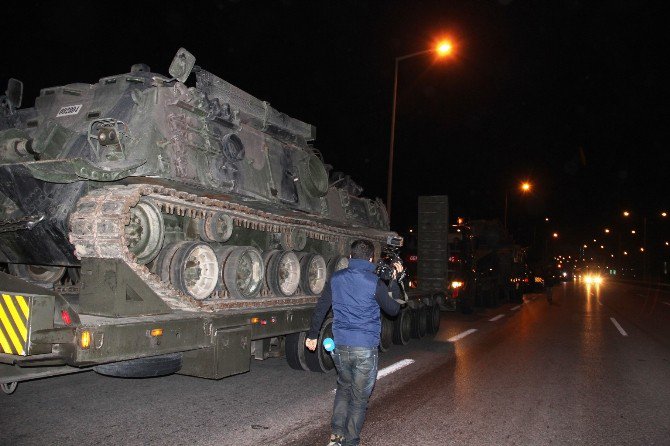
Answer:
[{"left": 0, "top": 49, "right": 442, "bottom": 393}]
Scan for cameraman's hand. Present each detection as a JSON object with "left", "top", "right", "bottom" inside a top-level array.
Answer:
[
  {"left": 392, "top": 261, "right": 404, "bottom": 280},
  {"left": 394, "top": 298, "right": 408, "bottom": 307},
  {"left": 305, "top": 338, "right": 317, "bottom": 351}
]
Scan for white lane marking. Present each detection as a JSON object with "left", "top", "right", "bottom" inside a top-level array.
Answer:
[
  {"left": 331, "top": 359, "right": 416, "bottom": 393},
  {"left": 610, "top": 318, "right": 628, "bottom": 337},
  {"left": 447, "top": 329, "right": 477, "bottom": 342},
  {"left": 489, "top": 314, "right": 505, "bottom": 322},
  {"left": 377, "top": 359, "right": 415, "bottom": 379},
  {"left": 511, "top": 305, "right": 521, "bottom": 311}
]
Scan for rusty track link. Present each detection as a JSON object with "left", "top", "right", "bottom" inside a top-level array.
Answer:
[{"left": 68, "top": 184, "right": 391, "bottom": 312}]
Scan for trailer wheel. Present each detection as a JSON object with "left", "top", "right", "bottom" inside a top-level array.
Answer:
[
  {"left": 379, "top": 314, "right": 394, "bottom": 352},
  {"left": 1, "top": 381, "right": 18, "bottom": 395},
  {"left": 411, "top": 305, "right": 428, "bottom": 339},
  {"left": 305, "top": 317, "right": 335, "bottom": 373},
  {"left": 392, "top": 308, "right": 412, "bottom": 345},
  {"left": 427, "top": 303, "right": 441, "bottom": 335},
  {"left": 93, "top": 353, "right": 182, "bottom": 378},
  {"left": 285, "top": 331, "right": 309, "bottom": 371}
]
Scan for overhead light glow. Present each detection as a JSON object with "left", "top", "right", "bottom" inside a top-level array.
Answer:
[{"left": 436, "top": 40, "right": 454, "bottom": 57}]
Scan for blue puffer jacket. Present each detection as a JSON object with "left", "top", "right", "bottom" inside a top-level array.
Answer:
[{"left": 308, "top": 258, "right": 401, "bottom": 348}]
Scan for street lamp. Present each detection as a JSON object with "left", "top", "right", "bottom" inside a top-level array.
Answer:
[
  {"left": 504, "top": 181, "right": 532, "bottom": 230},
  {"left": 386, "top": 39, "right": 455, "bottom": 219}
]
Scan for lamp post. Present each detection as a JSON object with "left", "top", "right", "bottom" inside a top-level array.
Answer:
[
  {"left": 504, "top": 181, "right": 532, "bottom": 231},
  {"left": 386, "top": 40, "right": 454, "bottom": 220}
]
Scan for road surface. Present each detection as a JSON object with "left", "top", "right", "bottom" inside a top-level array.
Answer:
[{"left": 2, "top": 280, "right": 669, "bottom": 445}]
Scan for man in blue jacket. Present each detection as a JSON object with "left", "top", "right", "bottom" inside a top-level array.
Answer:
[{"left": 306, "top": 239, "right": 404, "bottom": 446}]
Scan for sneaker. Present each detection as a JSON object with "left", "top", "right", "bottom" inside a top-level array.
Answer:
[{"left": 326, "top": 434, "right": 343, "bottom": 446}]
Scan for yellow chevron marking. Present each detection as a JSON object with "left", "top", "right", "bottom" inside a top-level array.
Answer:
[
  {"left": 0, "top": 303, "right": 24, "bottom": 354},
  {"left": 0, "top": 327, "right": 12, "bottom": 354},
  {"left": 15, "top": 295, "right": 30, "bottom": 319},
  {"left": 3, "top": 295, "right": 27, "bottom": 340}
]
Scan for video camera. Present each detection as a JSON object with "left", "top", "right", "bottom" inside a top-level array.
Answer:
[{"left": 375, "top": 235, "right": 406, "bottom": 283}]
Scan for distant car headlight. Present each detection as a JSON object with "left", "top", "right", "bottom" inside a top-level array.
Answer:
[
  {"left": 562, "top": 271, "right": 567, "bottom": 277},
  {"left": 451, "top": 281, "right": 463, "bottom": 289}
]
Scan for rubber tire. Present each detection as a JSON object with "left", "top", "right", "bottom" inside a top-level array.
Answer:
[
  {"left": 169, "top": 241, "right": 219, "bottom": 300},
  {"left": 285, "top": 331, "right": 309, "bottom": 371},
  {"left": 266, "top": 250, "right": 300, "bottom": 297},
  {"left": 223, "top": 246, "right": 264, "bottom": 299},
  {"left": 427, "top": 303, "right": 441, "bottom": 335},
  {"left": 411, "top": 305, "right": 428, "bottom": 339},
  {"left": 305, "top": 317, "right": 335, "bottom": 373},
  {"left": 392, "top": 308, "right": 412, "bottom": 345},
  {"left": 93, "top": 353, "right": 182, "bottom": 378},
  {"left": 379, "top": 314, "right": 394, "bottom": 352}
]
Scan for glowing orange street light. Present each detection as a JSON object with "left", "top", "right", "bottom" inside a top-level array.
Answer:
[
  {"left": 436, "top": 40, "right": 454, "bottom": 57},
  {"left": 662, "top": 212, "right": 668, "bottom": 217},
  {"left": 623, "top": 211, "right": 630, "bottom": 217},
  {"left": 552, "top": 232, "right": 558, "bottom": 238},
  {"left": 386, "top": 38, "right": 456, "bottom": 220},
  {"left": 521, "top": 182, "right": 532, "bottom": 192},
  {"left": 604, "top": 228, "right": 610, "bottom": 233}
]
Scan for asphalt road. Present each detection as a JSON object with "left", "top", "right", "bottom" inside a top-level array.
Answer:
[{"left": 2, "top": 280, "right": 670, "bottom": 445}]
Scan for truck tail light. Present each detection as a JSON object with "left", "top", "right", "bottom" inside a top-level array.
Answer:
[{"left": 60, "top": 309, "right": 72, "bottom": 326}]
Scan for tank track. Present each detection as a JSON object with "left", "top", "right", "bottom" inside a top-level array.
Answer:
[{"left": 68, "top": 184, "right": 390, "bottom": 312}]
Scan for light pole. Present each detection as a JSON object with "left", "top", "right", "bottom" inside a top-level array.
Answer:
[
  {"left": 386, "top": 40, "right": 454, "bottom": 220},
  {"left": 504, "top": 181, "right": 532, "bottom": 231}
]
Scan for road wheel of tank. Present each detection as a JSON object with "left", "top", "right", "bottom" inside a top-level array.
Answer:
[
  {"left": 327, "top": 255, "right": 349, "bottom": 277},
  {"left": 1, "top": 381, "right": 18, "bottom": 395},
  {"left": 266, "top": 250, "right": 301, "bottom": 296},
  {"left": 379, "top": 314, "right": 394, "bottom": 352},
  {"left": 8, "top": 264, "right": 66, "bottom": 284},
  {"left": 94, "top": 353, "right": 182, "bottom": 378},
  {"left": 305, "top": 317, "right": 335, "bottom": 373},
  {"left": 427, "top": 302, "right": 441, "bottom": 335},
  {"left": 299, "top": 253, "right": 327, "bottom": 295},
  {"left": 285, "top": 331, "right": 309, "bottom": 371},
  {"left": 411, "top": 305, "right": 428, "bottom": 339},
  {"left": 125, "top": 198, "right": 164, "bottom": 265},
  {"left": 198, "top": 212, "right": 234, "bottom": 243},
  {"left": 169, "top": 241, "right": 219, "bottom": 300},
  {"left": 221, "top": 246, "right": 265, "bottom": 299},
  {"left": 392, "top": 308, "right": 412, "bottom": 345}
]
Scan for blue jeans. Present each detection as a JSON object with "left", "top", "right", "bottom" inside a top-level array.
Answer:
[{"left": 331, "top": 345, "right": 379, "bottom": 446}]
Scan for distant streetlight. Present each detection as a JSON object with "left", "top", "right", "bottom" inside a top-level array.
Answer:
[
  {"left": 662, "top": 212, "right": 667, "bottom": 218},
  {"left": 504, "top": 180, "right": 532, "bottom": 230},
  {"left": 386, "top": 39, "right": 455, "bottom": 219},
  {"left": 552, "top": 232, "right": 558, "bottom": 238},
  {"left": 631, "top": 230, "right": 636, "bottom": 234},
  {"left": 623, "top": 211, "right": 630, "bottom": 217},
  {"left": 604, "top": 228, "right": 610, "bottom": 233}
]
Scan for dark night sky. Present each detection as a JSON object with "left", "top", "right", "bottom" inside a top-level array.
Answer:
[{"left": 3, "top": 0, "right": 668, "bottom": 251}]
